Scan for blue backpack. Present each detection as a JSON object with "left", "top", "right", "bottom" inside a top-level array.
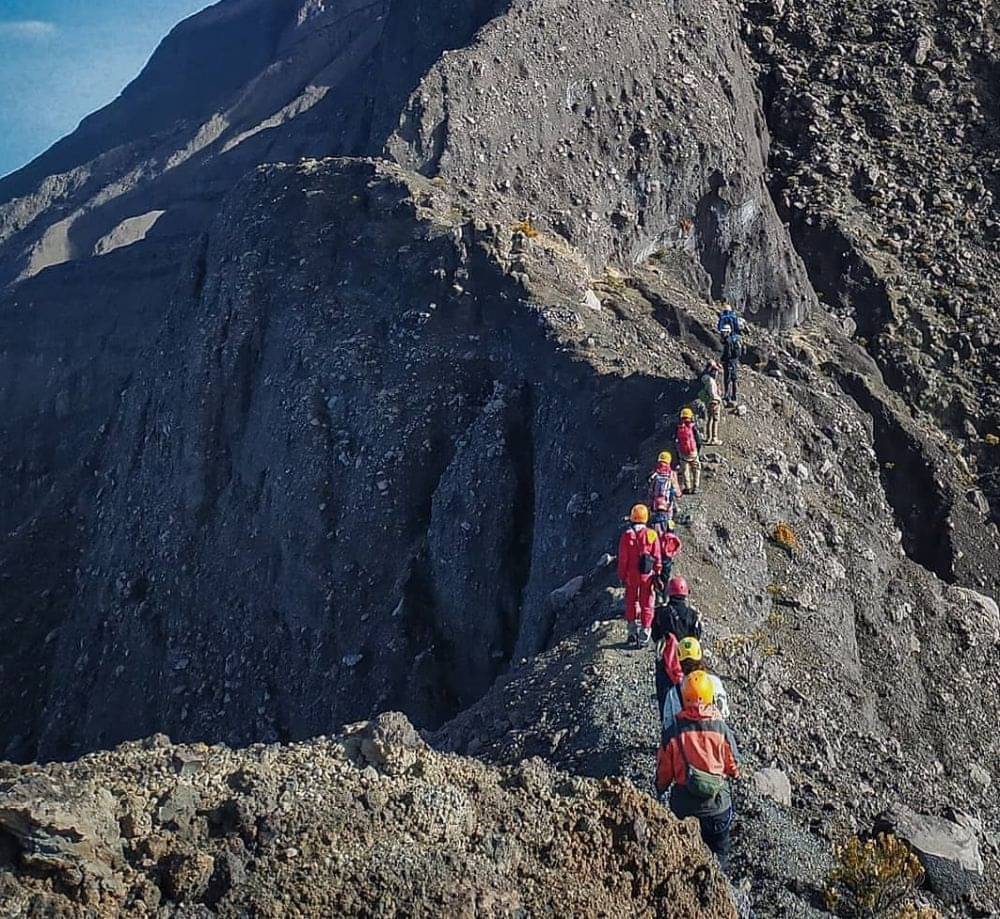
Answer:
[{"left": 717, "top": 309, "right": 741, "bottom": 338}]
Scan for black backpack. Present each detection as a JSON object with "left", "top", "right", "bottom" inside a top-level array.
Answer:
[{"left": 658, "top": 599, "right": 702, "bottom": 642}]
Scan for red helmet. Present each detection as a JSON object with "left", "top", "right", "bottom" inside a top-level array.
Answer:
[{"left": 667, "top": 576, "right": 689, "bottom": 598}]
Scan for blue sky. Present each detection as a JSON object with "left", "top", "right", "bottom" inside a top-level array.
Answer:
[{"left": 0, "top": 1, "right": 213, "bottom": 178}]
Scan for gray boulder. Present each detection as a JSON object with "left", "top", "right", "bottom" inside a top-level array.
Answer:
[
  {"left": 874, "top": 804, "right": 983, "bottom": 902},
  {"left": 0, "top": 774, "right": 122, "bottom": 882},
  {"left": 752, "top": 768, "right": 792, "bottom": 807},
  {"left": 359, "top": 712, "right": 428, "bottom": 776}
]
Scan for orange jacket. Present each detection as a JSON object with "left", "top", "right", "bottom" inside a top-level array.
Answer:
[{"left": 655, "top": 704, "right": 740, "bottom": 795}]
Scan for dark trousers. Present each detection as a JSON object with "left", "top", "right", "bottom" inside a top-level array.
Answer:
[
  {"left": 698, "top": 807, "right": 734, "bottom": 874},
  {"left": 723, "top": 361, "right": 738, "bottom": 402},
  {"left": 655, "top": 664, "right": 673, "bottom": 720}
]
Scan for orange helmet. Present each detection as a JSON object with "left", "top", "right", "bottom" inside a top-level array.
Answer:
[
  {"left": 681, "top": 670, "right": 715, "bottom": 707},
  {"left": 629, "top": 504, "right": 649, "bottom": 524}
]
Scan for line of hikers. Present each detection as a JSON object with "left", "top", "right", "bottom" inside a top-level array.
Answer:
[{"left": 615, "top": 307, "right": 745, "bottom": 874}]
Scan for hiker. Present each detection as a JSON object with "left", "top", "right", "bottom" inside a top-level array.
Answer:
[
  {"left": 656, "top": 526, "right": 682, "bottom": 583},
  {"left": 716, "top": 304, "right": 741, "bottom": 339},
  {"left": 655, "top": 576, "right": 702, "bottom": 645},
  {"left": 674, "top": 408, "right": 702, "bottom": 494},
  {"left": 617, "top": 504, "right": 662, "bottom": 648},
  {"left": 648, "top": 450, "right": 682, "bottom": 516},
  {"left": 662, "top": 637, "right": 730, "bottom": 731},
  {"left": 651, "top": 575, "right": 699, "bottom": 715},
  {"left": 652, "top": 625, "right": 683, "bottom": 720},
  {"left": 655, "top": 670, "right": 741, "bottom": 873},
  {"left": 698, "top": 361, "right": 723, "bottom": 446},
  {"left": 720, "top": 325, "right": 741, "bottom": 406}
]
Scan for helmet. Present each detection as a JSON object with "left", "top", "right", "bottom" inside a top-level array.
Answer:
[
  {"left": 653, "top": 495, "right": 670, "bottom": 512},
  {"left": 662, "top": 533, "right": 682, "bottom": 558},
  {"left": 679, "top": 407, "right": 694, "bottom": 422},
  {"left": 667, "top": 576, "right": 689, "bottom": 598},
  {"left": 677, "top": 636, "right": 702, "bottom": 662},
  {"left": 681, "top": 670, "right": 715, "bottom": 707},
  {"left": 629, "top": 504, "right": 649, "bottom": 524},
  {"left": 657, "top": 450, "right": 672, "bottom": 464}
]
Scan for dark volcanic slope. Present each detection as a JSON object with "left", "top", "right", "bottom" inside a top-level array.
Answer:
[
  {"left": 744, "top": 0, "right": 1000, "bottom": 526},
  {"left": 0, "top": 0, "right": 821, "bottom": 761}
]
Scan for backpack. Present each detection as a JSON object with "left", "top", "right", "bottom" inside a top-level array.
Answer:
[
  {"left": 676, "top": 422, "right": 697, "bottom": 457},
  {"left": 637, "top": 527, "right": 658, "bottom": 576},
  {"left": 664, "top": 599, "right": 702, "bottom": 641},
  {"left": 649, "top": 471, "right": 674, "bottom": 506},
  {"left": 677, "top": 730, "right": 726, "bottom": 800},
  {"left": 717, "top": 309, "right": 741, "bottom": 338},
  {"left": 698, "top": 373, "right": 719, "bottom": 405}
]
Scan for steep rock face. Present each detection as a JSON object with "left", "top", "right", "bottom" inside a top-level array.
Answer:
[
  {"left": 743, "top": 0, "right": 1000, "bottom": 524},
  {"left": 0, "top": 0, "right": 509, "bottom": 555},
  {"left": 30, "top": 158, "right": 686, "bottom": 758},
  {"left": 387, "top": 0, "right": 818, "bottom": 328}
]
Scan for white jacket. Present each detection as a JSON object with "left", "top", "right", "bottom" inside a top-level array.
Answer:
[{"left": 662, "top": 673, "right": 730, "bottom": 731}]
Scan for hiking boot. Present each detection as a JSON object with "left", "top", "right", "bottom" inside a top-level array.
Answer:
[
  {"left": 637, "top": 627, "right": 651, "bottom": 648},
  {"left": 626, "top": 620, "right": 637, "bottom": 644}
]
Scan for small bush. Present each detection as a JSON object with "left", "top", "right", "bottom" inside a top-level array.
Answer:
[
  {"left": 895, "top": 905, "right": 941, "bottom": 919},
  {"left": 824, "top": 833, "right": 925, "bottom": 919},
  {"left": 511, "top": 219, "right": 540, "bottom": 239},
  {"left": 772, "top": 522, "right": 801, "bottom": 555}
]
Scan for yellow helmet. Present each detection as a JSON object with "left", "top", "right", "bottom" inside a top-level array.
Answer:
[
  {"left": 657, "top": 450, "right": 672, "bottom": 464},
  {"left": 679, "top": 407, "right": 694, "bottom": 421},
  {"left": 677, "top": 637, "right": 703, "bottom": 663},
  {"left": 629, "top": 504, "right": 649, "bottom": 524},
  {"left": 681, "top": 670, "right": 715, "bottom": 707}
]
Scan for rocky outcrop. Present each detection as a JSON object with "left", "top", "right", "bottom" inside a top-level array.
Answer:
[
  {"left": 875, "top": 804, "right": 984, "bottom": 902},
  {"left": 0, "top": 717, "right": 738, "bottom": 917}
]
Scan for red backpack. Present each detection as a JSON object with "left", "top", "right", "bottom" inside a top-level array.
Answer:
[{"left": 676, "top": 421, "right": 697, "bottom": 456}]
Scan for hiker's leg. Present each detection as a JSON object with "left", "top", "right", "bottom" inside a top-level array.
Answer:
[
  {"left": 700, "top": 808, "right": 734, "bottom": 875},
  {"left": 655, "top": 664, "right": 670, "bottom": 716},
  {"left": 707, "top": 403, "right": 720, "bottom": 443},
  {"left": 624, "top": 581, "right": 640, "bottom": 625},
  {"left": 638, "top": 579, "right": 655, "bottom": 632},
  {"left": 692, "top": 454, "right": 702, "bottom": 490}
]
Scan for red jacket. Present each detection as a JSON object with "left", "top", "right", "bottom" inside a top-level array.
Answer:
[
  {"left": 655, "top": 704, "right": 740, "bottom": 794},
  {"left": 617, "top": 524, "right": 662, "bottom": 583}
]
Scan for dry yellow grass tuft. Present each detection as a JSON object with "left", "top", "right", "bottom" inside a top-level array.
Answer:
[
  {"left": 824, "top": 833, "right": 927, "bottom": 919},
  {"left": 511, "top": 219, "right": 540, "bottom": 239},
  {"left": 772, "top": 522, "right": 801, "bottom": 554}
]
